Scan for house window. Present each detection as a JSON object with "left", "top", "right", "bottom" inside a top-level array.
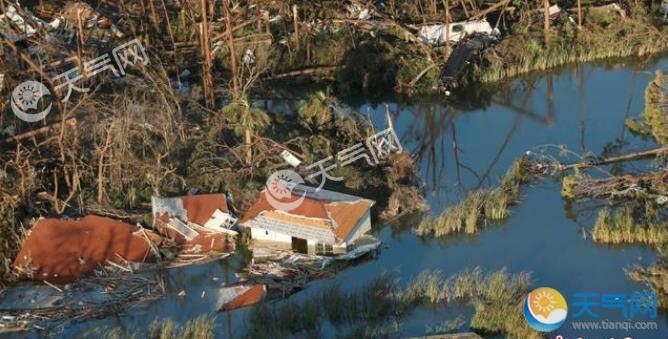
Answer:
[
  {"left": 315, "top": 243, "right": 333, "bottom": 255},
  {"left": 265, "top": 230, "right": 269, "bottom": 235}
]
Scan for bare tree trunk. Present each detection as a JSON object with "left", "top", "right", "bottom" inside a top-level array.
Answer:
[
  {"left": 244, "top": 120, "right": 252, "bottom": 165},
  {"left": 148, "top": 0, "right": 161, "bottom": 32},
  {"left": 445, "top": 0, "right": 450, "bottom": 56},
  {"left": 292, "top": 5, "right": 299, "bottom": 51},
  {"left": 223, "top": 0, "right": 240, "bottom": 99},
  {"left": 577, "top": 0, "right": 582, "bottom": 29},
  {"left": 200, "top": 0, "right": 215, "bottom": 108},
  {"left": 562, "top": 146, "right": 668, "bottom": 170},
  {"left": 543, "top": 0, "right": 550, "bottom": 44},
  {"left": 458, "top": 0, "right": 469, "bottom": 18}
]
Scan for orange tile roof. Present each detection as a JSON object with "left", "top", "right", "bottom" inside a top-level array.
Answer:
[
  {"left": 326, "top": 201, "right": 373, "bottom": 240},
  {"left": 239, "top": 192, "right": 328, "bottom": 223},
  {"left": 240, "top": 187, "right": 374, "bottom": 242}
]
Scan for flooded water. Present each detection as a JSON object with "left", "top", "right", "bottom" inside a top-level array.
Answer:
[{"left": 8, "top": 56, "right": 668, "bottom": 338}]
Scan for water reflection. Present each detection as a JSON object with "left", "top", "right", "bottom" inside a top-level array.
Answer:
[{"left": 37, "top": 56, "right": 668, "bottom": 338}]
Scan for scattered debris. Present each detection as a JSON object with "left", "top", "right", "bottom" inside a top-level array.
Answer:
[
  {"left": 0, "top": 4, "right": 59, "bottom": 43},
  {"left": 153, "top": 194, "right": 238, "bottom": 255},
  {"left": 418, "top": 19, "right": 497, "bottom": 45},
  {"left": 441, "top": 34, "right": 498, "bottom": 87},
  {"left": 0, "top": 272, "right": 163, "bottom": 332}
]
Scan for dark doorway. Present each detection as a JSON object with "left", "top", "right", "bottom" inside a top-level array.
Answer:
[{"left": 291, "top": 237, "right": 308, "bottom": 253}]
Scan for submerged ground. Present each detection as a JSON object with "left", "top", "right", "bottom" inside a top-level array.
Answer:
[{"left": 4, "top": 55, "right": 668, "bottom": 338}]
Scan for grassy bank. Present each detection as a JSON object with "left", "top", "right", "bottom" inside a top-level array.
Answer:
[
  {"left": 85, "top": 315, "right": 215, "bottom": 339},
  {"left": 627, "top": 70, "right": 668, "bottom": 145},
  {"left": 471, "top": 2, "right": 668, "bottom": 84},
  {"left": 245, "top": 268, "right": 538, "bottom": 338},
  {"left": 416, "top": 157, "right": 538, "bottom": 237},
  {"left": 593, "top": 206, "right": 668, "bottom": 246}
]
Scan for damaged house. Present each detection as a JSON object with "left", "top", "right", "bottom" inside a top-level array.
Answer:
[
  {"left": 152, "top": 193, "right": 238, "bottom": 253},
  {"left": 239, "top": 185, "right": 375, "bottom": 255}
]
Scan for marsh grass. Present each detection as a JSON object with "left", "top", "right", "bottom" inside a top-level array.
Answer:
[
  {"left": 472, "top": 4, "right": 668, "bottom": 84},
  {"left": 628, "top": 250, "right": 668, "bottom": 309},
  {"left": 93, "top": 315, "right": 214, "bottom": 339},
  {"left": 627, "top": 70, "right": 668, "bottom": 145},
  {"left": 592, "top": 206, "right": 668, "bottom": 246},
  {"left": 245, "top": 268, "right": 536, "bottom": 338},
  {"left": 416, "top": 158, "right": 536, "bottom": 237},
  {"left": 147, "top": 316, "right": 215, "bottom": 339}
]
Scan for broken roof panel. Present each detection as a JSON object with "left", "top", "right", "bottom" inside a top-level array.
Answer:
[
  {"left": 152, "top": 193, "right": 230, "bottom": 226},
  {"left": 218, "top": 283, "right": 266, "bottom": 312},
  {"left": 13, "top": 215, "right": 156, "bottom": 282},
  {"left": 152, "top": 193, "right": 236, "bottom": 253}
]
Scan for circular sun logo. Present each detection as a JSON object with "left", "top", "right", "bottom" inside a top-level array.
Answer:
[
  {"left": 264, "top": 169, "right": 306, "bottom": 212},
  {"left": 532, "top": 290, "right": 556, "bottom": 313},
  {"left": 11, "top": 80, "right": 52, "bottom": 123},
  {"left": 523, "top": 287, "right": 568, "bottom": 332}
]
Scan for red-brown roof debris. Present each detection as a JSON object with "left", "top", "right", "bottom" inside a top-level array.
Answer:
[
  {"left": 156, "top": 223, "right": 236, "bottom": 253},
  {"left": 218, "top": 283, "right": 266, "bottom": 312},
  {"left": 181, "top": 194, "right": 230, "bottom": 225},
  {"left": 13, "top": 216, "right": 156, "bottom": 282},
  {"left": 153, "top": 194, "right": 237, "bottom": 253}
]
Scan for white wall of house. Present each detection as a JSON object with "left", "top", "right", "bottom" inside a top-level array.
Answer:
[
  {"left": 250, "top": 227, "right": 292, "bottom": 243},
  {"left": 248, "top": 209, "right": 372, "bottom": 255}
]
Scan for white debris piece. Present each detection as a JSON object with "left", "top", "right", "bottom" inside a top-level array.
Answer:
[
  {"left": 418, "top": 19, "right": 496, "bottom": 45},
  {"left": 0, "top": 4, "right": 61, "bottom": 42},
  {"left": 167, "top": 218, "right": 199, "bottom": 241},
  {"left": 204, "top": 209, "right": 238, "bottom": 230},
  {"left": 152, "top": 196, "right": 189, "bottom": 224},
  {"left": 280, "top": 150, "right": 302, "bottom": 167},
  {"left": 539, "top": 4, "right": 562, "bottom": 17},
  {"left": 242, "top": 49, "right": 255, "bottom": 65},
  {"left": 346, "top": 4, "right": 372, "bottom": 20}
]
